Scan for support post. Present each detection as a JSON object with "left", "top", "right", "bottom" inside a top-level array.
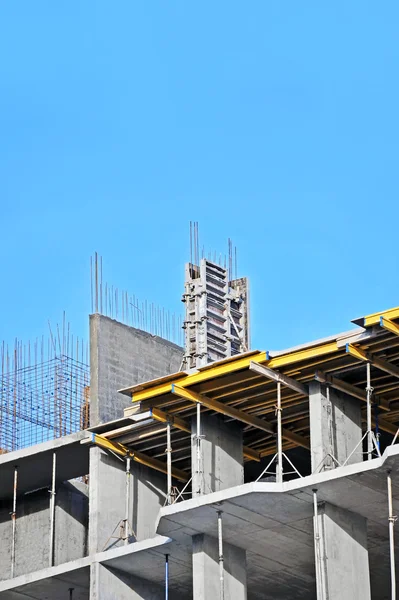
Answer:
[
  {"left": 217, "top": 511, "right": 224, "bottom": 600},
  {"left": 10, "top": 466, "right": 18, "bottom": 578},
  {"left": 124, "top": 456, "right": 131, "bottom": 545},
  {"left": 366, "top": 363, "right": 373, "bottom": 460},
  {"left": 165, "top": 554, "right": 169, "bottom": 600},
  {"left": 166, "top": 422, "right": 172, "bottom": 505},
  {"left": 276, "top": 382, "right": 283, "bottom": 483},
  {"left": 49, "top": 451, "right": 57, "bottom": 565},
  {"left": 313, "top": 489, "right": 326, "bottom": 600},
  {"left": 387, "top": 471, "right": 396, "bottom": 600},
  {"left": 196, "top": 403, "right": 202, "bottom": 496}
]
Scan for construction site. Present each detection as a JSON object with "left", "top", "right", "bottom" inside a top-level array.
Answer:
[{"left": 1, "top": 229, "right": 399, "bottom": 600}]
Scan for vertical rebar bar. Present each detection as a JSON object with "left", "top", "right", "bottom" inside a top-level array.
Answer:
[
  {"left": 366, "top": 362, "right": 373, "bottom": 460},
  {"left": 49, "top": 452, "right": 56, "bottom": 565},
  {"left": 217, "top": 511, "right": 224, "bottom": 600},
  {"left": 10, "top": 467, "right": 18, "bottom": 578},
  {"left": 276, "top": 382, "right": 283, "bottom": 483},
  {"left": 166, "top": 422, "right": 172, "bottom": 505},
  {"left": 387, "top": 471, "right": 396, "bottom": 600}
]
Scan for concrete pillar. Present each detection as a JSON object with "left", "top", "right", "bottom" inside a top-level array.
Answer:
[
  {"left": 309, "top": 382, "right": 362, "bottom": 473},
  {"left": 90, "top": 563, "right": 167, "bottom": 600},
  {"left": 89, "top": 447, "right": 166, "bottom": 553},
  {"left": 314, "top": 502, "right": 371, "bottom": 600},
  {"left": 191, "top": 414, "right": 244, "bottom": 496},
  {"left": 192, "top": 533, "right": 247, "bottom": 600}
]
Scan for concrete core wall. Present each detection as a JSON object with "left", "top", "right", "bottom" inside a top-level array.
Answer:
[
  {"left": 0, "top": 480, "right": 88, "bottom": 580},
  {"left": 89, "top": 447, "right": 166, "bottom": 554},
  {"left": 90, "top": 314, "right": 184, "bottom": 425}
]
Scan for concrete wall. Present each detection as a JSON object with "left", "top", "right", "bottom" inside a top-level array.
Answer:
[
  {"left": 90, "top": 314, "right": 184, "bottom": 425},
  {"left": 192, "top": 533, "right": 247, "bottom": 600},
  {"left": 0, "top": 480, "right": 88, "bottom": 580},
  {"left": 89, "top": 447, "right": 166, "bottom": 554},
  {"left": 309, "top": 382, "right": 362, "bottom": 472},
  {"left": 191, "top": 414, "right": 244, "bottom": 496},
  {"left": 90, "top": 563, "right": 187, "bottom": 600}
]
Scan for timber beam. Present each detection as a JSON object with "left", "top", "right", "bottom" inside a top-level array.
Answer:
[
  {"left": 346, "top": 344, "right": 399, "bottom": 379},
  {"left": 86, "top": 433, "right": 189, "bottom": 482},
  {"left": 249, "top": 361, "right": 308, "bottom": 396},
  {"left": 171, "top": 384, "right": 310, "bottom": 450},
  {"left": 315, "top": 370, "right": 390, "bottom": 411}
]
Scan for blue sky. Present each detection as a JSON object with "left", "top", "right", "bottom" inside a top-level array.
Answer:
[{"left": 1, "top": 1, "right": 398, "bottom": 356}]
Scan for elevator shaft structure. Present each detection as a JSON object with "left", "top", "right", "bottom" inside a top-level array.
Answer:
[{"left": 182, "top": 259, "right": 250, "bottom": 369}]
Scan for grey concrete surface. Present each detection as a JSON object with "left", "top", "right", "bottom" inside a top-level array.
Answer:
[
  {"left": 90, "top": 315, "right": 183, "bottom": 425},
  {"left": 0, "top": 480, "right": 88, "bottom": 581},
  {"left": 191, "top": 414, "right": 243, "bottom": 496},
  {"left": 0, "top": 432, "right": 89, "bottom": 501},
  {"left": 0, "top": 560, "right": 90, "bottom": 600},
  {"left": 157, "top": 444, "right": 399, "bottom": 600},
  {"left": 192, "top": 533, "right": 247, "bottom": 600},
  {"left": 88, "top": 447, "right": 166, "bottom": 553},
  {"left": 309, "top": 381, "right": 362, "bottom": 472},
  {"left": 315, "top": 502, "right": 371, "bottom": 600}
]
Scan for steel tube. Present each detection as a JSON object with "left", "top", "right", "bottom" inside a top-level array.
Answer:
[
  {"left": 276, "top": 382, "right": 283, "bottom": 483},
  {"left": 49, "top": 452, "right": 57, "bottom": 565},
  {"left": 387, "top": 472, "right": 396, "bottom": 600},
  {"left": 10, "top": 467, "right": 18, "bottom": 578},
  {"left": 217, "top": 511, "right": 224, "bottom": 600},
  {"left": 366, "top": 362, "right": 373, "bottom": 460},
  {"left": 313, "top": 489, "right": 326, "bottom": 600},
  {"left": 124, "top": 457, "right": 131, "bottom": 544},
  {"left": 196, "top": 403, "right": 202, "bottom": 495},
  {"left": 166, "top": 422, "right": 172, "bottom": 504},
  {"left": 165, "top": 554, "right": 169, "bottom": 600}
]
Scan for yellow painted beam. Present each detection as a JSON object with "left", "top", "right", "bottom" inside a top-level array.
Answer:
[
  {"left": 151, "top": 407, "right": 191, "bottom": 433},
  {"left": 171, "top": 384, "right": 310, "bottom": 450},
  {"left": 267, "top": 342, "right": 339, "bottom": 370},
  {"left": 132, "top": 351, "right": 268, "bottom": 403},
  {"left": 315, "top": 370, "right": 390, "bottom": 411},
  {"left": 89, "top": 433, "right": 189, "bottom": 482},
  {"left": 380, "top": 317, "right": 399, "bottom": 337},
  {"left": 132, "top": 341, "right": 341, "bottom": 405},
  {"left": 362, "top": 307, "right": 399, "bottom": 327},
  {"left": 151, "top": 407, "right": 260, "bottom": 461},
  {"left": 346, "top": 344, "right": 399, "bottom": 379}
]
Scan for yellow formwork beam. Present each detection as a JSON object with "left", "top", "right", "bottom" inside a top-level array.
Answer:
[
  {"left": 346, "top": 344, "right": 399, "bottom": 379},
  {"left": 171, "top": 384, "right": 310, "bottom": 450},
  {"left": 380, "top": 317, "right": 399, "bottom": 337},
  {"left": 132, "top": 341, "right": 341, "bottom": 404},
  {"left": 362, "top": 307, "right": 399, "bottom": 328},
  {"left": 89, "top": 433, "right": 189, "bottom": 482}
]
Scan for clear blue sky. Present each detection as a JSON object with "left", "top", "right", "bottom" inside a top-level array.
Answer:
[{"left": 1, "top": 1, "right": 398, "bottom": 356}]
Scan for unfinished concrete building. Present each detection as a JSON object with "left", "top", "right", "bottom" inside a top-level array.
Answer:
[{"left": 1, "top": 252, "right": 399, "bottom": 599}]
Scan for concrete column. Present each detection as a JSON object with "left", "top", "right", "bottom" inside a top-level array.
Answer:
[
  {"left": 192, "top": 533, "right": 247, "bottom": 600},
  {"left": 309, "top": 382, "right": 362, "bottom": 473},
  {"left": 90, "top": 563, "right": 167, "bottom": 600},
  {"left": 191, "top": 414, "right": 244, "bottom": 496},
  {"left": 89, "top": 447, "right": 166, "bottom": 553},
  {"left": 314, "top": 502, "right": 371, "bottom": 600}
]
